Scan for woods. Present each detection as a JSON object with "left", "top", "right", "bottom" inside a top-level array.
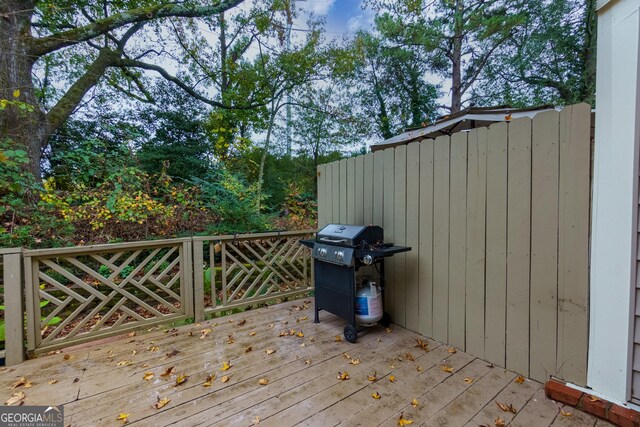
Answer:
[{"left": 0, "top": 0, "right": 596, "bottom": 248}]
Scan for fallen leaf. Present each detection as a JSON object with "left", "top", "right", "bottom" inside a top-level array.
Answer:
[
  {"left": 269, "top": 324, "right": 275, "bottom": 328},
  {"left": 249, "top": 331, "right": 257, "bottom": 336},
  {"left": 297, "top": 331, "right": 304, "bottom": 338},
  {"left": 560, "top": 409, "right": 573, "bottom": 417},
  {"left": 143, "top": 372, "right": 154, "bottom": 381},
  {"left": 496, "top": 402, "right": 517, "bottom": 414},
  {"left": 265, "top": 349, "right": 276, "bottom": 355},
  {"left": 441, "top": 364, "right": 454, "bottom": 373},
  {"left": 251, "top": 416, "right": 260, "bottom": 425},
  {"left": 385, "top": 328, "right": 392, "bottom": 334},
  {"left": 141, "top": 363, "right": 150, "bottom": 368},
  {"left": 245, "top": 346, "right": 253, "bottom": 353},
  {"left": 464, "top": 377, "right": 474, "bottom": 384},
  {"left": 342, "top": 352, "right": 351, "bottom": 359},
  {"left": 161, "top": 366, "right": 175, "bottom": 378},
  {"left": 372, "top": 392, "right": 381, "bottom": 399},
  {"left": 155, "top": 396, "right": 170, "bottom": 409},
  {"left": 148, "top": 346, "right": 159, "bottom": 352},
  {"left": 337, "top": 372, "right": 349, "bottom": 381},
  {"left": 237, "top": 319, "right": 246, "bottom": 326},
  {"left": 63, "top": 354, "right": 72, "bottom": 360},
  {"left": 259, "top": 378, "right": 269, "bottom": 385},
  {"left": 334, "top": 335, "right": 343, "bottom": 342},
  {"left": 304, "top": 358, "right": 311, "bottom": 365},
  {"left": 165, "top": 349, "right": 180, "bottom": 358},
  {"left": 515, "top": 375, "right": 525, "bottom": 384},
  {"left": 221, "top": 361, "right": 232, "bottom": 371},
  {"left": 174, "top": 374, "right": 189, "bottom": 386},
  {"left": 368, "top": 372, "right": 378, "bottom": 382},
  {"left": 589, "top": 395, "right": 601, "bottom": 402},
  {"left": 131, "top": 350, "right": 138, "bottom": 356},
  {"left": 13, "top": 89, "right": 20, "bottom": 98},
  {"left": 389, "top": 375, "right": 396, "bottom": 383},
  {"left": 227, "top": 334, "right": 235, "bottom": 344},
  {"left": 398, "top": 413, "right": 414, "bottom": 426},
  {"left": 411, "top": 398, "right": 419, "bottom": 407},
  {"left": 405, "top": 352, "right": 415, "bottom": 361},
  {"left": 350, "top": 358, "right": 361, "bottom": 365},
  {"left": 279, "top": 331, "right": 288, "bottom": 337},
  {"left": 221, "top": 375, "right": 230, "bottom": 383},
  {"left": 299, "top": 316, "right": 308, "bottom": 321},
  {"left": 5, "top": 391, "right": 25, "bottom": 406},
  {"left": 448, "top": 347, "right": 457, "bottom": 354},
  {"left": 48, "top": 379, "right": 57, "bottom": 385},
  {"left": 415, "top": 338, "right": 429, "bottom": 351},
  {"left": 495, "top": 417, "right": 505, "bottom": 427},
  {"left": 11, "top": 377, "right": 32, "bottom": 389},
  {"left": 117, "top": 360, "right": 132, "bottom": 367},
  {"left": 416, "top": 366, "right": 424, "bottom": 372},
  {"left": 116, "top": 412, "right": 129, "bottom": 424},
  {"left": 487, "top": 363, "right": 495, "bottom": 368},
  {"left": 128, "top": 331, "right": 136, "bottom": 337}
]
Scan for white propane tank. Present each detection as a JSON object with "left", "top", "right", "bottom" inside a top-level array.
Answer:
[{"left": 355, "top": 281, "right": 383, "bottom": 326}]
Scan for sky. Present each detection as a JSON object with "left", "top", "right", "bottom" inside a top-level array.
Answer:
[{"left": 297, "top": 0, "right": 375, "bottom": 36}]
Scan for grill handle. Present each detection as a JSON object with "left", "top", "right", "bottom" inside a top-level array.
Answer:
[{"left": 319, "top": 237, "right": 347, "bottom": 244}]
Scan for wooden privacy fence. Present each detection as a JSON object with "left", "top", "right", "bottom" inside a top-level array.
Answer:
[
  {"left": 0, "top": 231, "right": 313, "bottom": 364},
  {"left": 317, "top": 103, "right": 591, "bottom": 386}
]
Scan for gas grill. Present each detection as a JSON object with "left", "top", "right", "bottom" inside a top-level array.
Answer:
[{"left": 300, "top": 224, "right": 411, "bottom": 342}]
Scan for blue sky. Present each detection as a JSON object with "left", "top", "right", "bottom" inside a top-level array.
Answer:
[{"left": 297, "top": 0, "right": 375, "bottom": 37}]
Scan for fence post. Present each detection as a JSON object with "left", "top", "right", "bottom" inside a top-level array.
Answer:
[
  {"left": 192, "top": 239, "right": 205, "bottom": 322},
  {"left": 2, "top": 248, "right": 24, "bottom": 365}
]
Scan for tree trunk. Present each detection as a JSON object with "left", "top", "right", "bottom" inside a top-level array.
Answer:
[
  {"left": 450, "top": 0, "right": 464, "bottom": 114},
  {"left": 257, "top": 100, "right": 278, "bottom": 211},
  {"left": 580, "top": 0, "right": 597, "bottom": 106},
  {"left": 0, "top": 0, "right": 47, "bottom": 179}
]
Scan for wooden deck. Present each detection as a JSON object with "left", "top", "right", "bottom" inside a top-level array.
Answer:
[{"left": 0, "top": 300, "right": 609, "bottom": 426}]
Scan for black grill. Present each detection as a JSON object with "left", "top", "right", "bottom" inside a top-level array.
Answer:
[{"left": 300, "top": 224, "right": 411, "bottom": 343}]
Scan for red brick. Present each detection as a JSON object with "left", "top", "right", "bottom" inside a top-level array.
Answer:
[
  {"left": 582, "top": 395, "right": 610, "bottom": 419},
  {"left": 609, "top": 404, "right": 640, "bottom": 427},
  {"left": 544, "top": 380, "right": 583, "bottom": 406}
]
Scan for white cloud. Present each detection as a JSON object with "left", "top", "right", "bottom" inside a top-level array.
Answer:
[
  {"left": 297, "top": 0, "right": 337, "bottom": 16},
  {"left": 346, "top": 15, "right": 363, "bottom": 32}
]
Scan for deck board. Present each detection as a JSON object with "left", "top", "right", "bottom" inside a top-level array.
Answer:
[{"left": 0, "top": 299, "right": 601, "bottom": 426}]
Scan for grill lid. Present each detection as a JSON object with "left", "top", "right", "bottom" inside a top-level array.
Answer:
[{"left": 316, "top": 224, "right": 383, "bottom": 247}]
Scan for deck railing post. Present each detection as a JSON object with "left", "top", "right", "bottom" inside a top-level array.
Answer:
[
  {"left": 2, "top": 248, "right": 24, "bottom": 365},
  {"left": 192, "top": 239, "right": 205, "bottom": 322}
]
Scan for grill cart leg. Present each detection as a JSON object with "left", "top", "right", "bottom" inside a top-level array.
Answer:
[
  {"left": 314, "top": 304, "right": 320, "bottom": 323},
  {"left": 344, "top": 324, "right": 357, "bottom": 343}
]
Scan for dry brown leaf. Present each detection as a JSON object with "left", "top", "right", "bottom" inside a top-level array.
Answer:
[
  {"left": 495, "top": 417, "right": 505, "bottom": 427},
  {"left": 496, "top": 402, "right": 517, "bottom": 414},
  {"left": 441, "top": 364, "right": 454, "bottom": 373},
  {"left": 398, "top": 413, "right": 414, "bottom": 426},
  {"left": 245, "top": 346, "right": 253, "bottom": 353},
  {"left": 350, "top": 358, "right": 361, "bottom": 365},
  {"left": 448, "top": 347, "right": 457, "bottom": 354},
  {"left": 385, "top": 328, "right": 393, "bottom": 334},
  {"left": 143, "top": 372, "right": 154, "bottom": 381},
  {"left": 5, "top": 391, "right": 25, "bottom": 406},
  {"left": 368, "top": 372, "right": 378, "bottom": 381},
  {"left": 237, "top": 319, "right": 247, "bottom": 326},
  {"left": 165, "top": 349, "right": 180, "bottom": 358},
  {"left": 11, "top": 377, "right": 32, "bottom": 389},
  {"left": 251, "top": 416, "right": 260, "bottom": 425},
  {"left": 131, "top": 350, "right": 138, "bottom": 355},
  {"left": 265, "top": 349, "right": 276, "bottom": 355},
  {"left": 372, "top": 392, "right": 381, "bottom": 399},
  {"left": 297, "top": 330, "right": 304, "bottom": 337},
  {"left": 464, "top": 377, "right": 474, "bottom": 384},
  {"left": 160, "top": 366, "right": 175, "bottom": 378},
  {"left": 334, "top": 335, "right": 343, "bottom": 342},
  {"left": 249, "top": 331, "right": 257, "bottom": 336},
  {"left": 337, "top": 371, "right": 349, "bottom": 381},
  {"left": 227, "top": 334, "right": 235, "bottom": 344},
  {"left": 342, "top": 352, "right": 351, "bottom": 359},
  {"left": 221, "top": 375, "right": 230, "bottom": 383},
  {"left": 416, "top": 366, "right": 424, "bottom": 372},
  {"left": 140, "top": 363, "right": 150, "bottom": 368},
  {"left": 304, "top": 358, "right": 311, "bottom": 365},
  {"left": 128, "top": 331, "right": 136, "bottom": 337},
  {"left": 415, "top": 338, "right": 429, "bottom": 351},
  {"left": 48, "top": 379, "right": 57, "bottom": 385},
  {"left": 278, "top": 331, "right": 288, "bottom": 337},
  {"left": 221, "top": 361, "right": 232, "bottom": 371},
  {"left": 515, "top": 375, "right": 526, "bottom": 384},
  {"left": 259, "top": 378, "right": 269, "bottom": 385},
  {"left": 63, "top": 354, "right": 72, "bottom": 360},
  {"left": 269, "top": 323, "right": 275, "bottom": 328},
  {"left": 117, "top": 360, "right": 132, "bottom": 367},
  {"left": 203, "top": 373, "right": 215, "bottom": 387},
  {"left": 299, "top": 316, "right": 308, "bottom": 321},
  {"left": 174, "top": 374, "right": 189, "bottom": 386},
  {"left": 589, "top": 395, "right": 601, "bottom": 402},
  {"left": 560, "top": 409, "right": 573, "bottom": 417},
  {"left": 389, "top": 375, "right": 396, "bottom": 383},
  {"left": 155, "top": 396, "right": 170, "bottom": 409},
  {"left": 405, "top": 352, "right": 415, "bottom": 362}
]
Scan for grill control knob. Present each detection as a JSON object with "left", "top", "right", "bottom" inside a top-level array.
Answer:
[
  {"left": 318, "top": 248, "right": 327, "bottom": 257},
  {"left": 335, "top": 251, "right": 344, "bottom": 261},
  {"left": 362, "top": 254, "right": 373, "bottom": 265}
]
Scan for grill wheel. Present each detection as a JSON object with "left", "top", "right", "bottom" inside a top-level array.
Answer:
[{"left": 343, "top": 324, "right": 357, "bottom": 343}]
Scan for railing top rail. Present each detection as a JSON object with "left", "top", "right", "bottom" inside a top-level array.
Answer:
[
  {"left": 193, "top": 229, "right": 316, "bottom": 242},
  {"left": 23, "top": 237, "right": 191, "bottom": 257},
  {"left": 0, "top": 247, "right": 23, "bottom": 255}
]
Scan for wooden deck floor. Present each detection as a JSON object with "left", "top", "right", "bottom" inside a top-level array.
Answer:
[{"left": 0, "top": 300, "right": 610, "bottom": 427}]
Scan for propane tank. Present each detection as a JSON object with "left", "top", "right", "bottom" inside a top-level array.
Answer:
[{"left": 355, "top": 280, "right": 383, "bottom": 326}]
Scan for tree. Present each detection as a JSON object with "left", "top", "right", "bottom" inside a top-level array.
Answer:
[
  {"left": 475, "top": 0, "right": 597, "bottom": 106},
  {"left": 0, "top": 0, "right": 283, "bottom": 179},
  {"left": 368, "top": 0, "right": 526, "bottom": 113}
]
